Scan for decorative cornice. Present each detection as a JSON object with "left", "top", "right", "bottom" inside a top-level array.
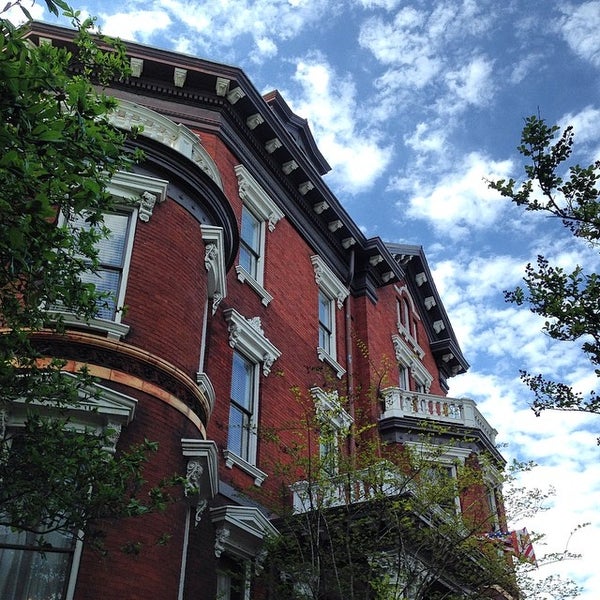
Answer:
[
  {"left": 210, "top": 505, "right": 278, "bottom": 560},
  {"left": 109, "top": 99, "right": 223, "bottom": 190},
  {"left": 106, "top": 170, "right": 169, "bottom": 222},
  {"left": 223, "top": 309, "right": 281, "bottom": 376},
  {"left": 201, "top": 225, "right": 227, "bottom": 315},
  {"left": 182, "top": 438, "right": 219, "bottom": 526},
  {"left": 311, "top": 255, "right": 349, "bottom": 309},
  {"left": 391, "top": 334, "right": 432, "bottom": 390},
  {"left": 234, "top": 164, "right": 284, "bottom": 231}
]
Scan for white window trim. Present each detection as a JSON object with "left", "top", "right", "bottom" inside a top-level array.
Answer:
[
  {"left": 394, "top": 286, "right": 424, "bottom": 359},
  {"left": 223, "top": 450, "right": 268, "bottom": 487},
  {"left": 311, "top": 256, "right": 348, "bottom": 379},
  {"left": 210, "top": 505, "right": 278, "bottom": 560},
  {"left": 235, "top": 265, "right": 273, "bottom": 307},
  {"left": 226, "top": 353, "right": 261, "bottom": 478},
  {"left": 392, "top": 334, "right": 433, "bottom": 392},
  {"left": 222, "top": 309, "right": 280, "bottom": 480},
  {"left": 234, "top": 164, "right": 284, "bottom": 305},
  {"left": 311, "top": 388, "right": 353, "bottom": 476},
  {"left": 406, "top": 442, "right": 472, "bottom": 515},
  {"left": 311, "top": 387, "right": 353, "bottom": 432}
]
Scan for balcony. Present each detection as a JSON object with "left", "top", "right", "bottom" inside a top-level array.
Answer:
[
  {"left": 380, "top": 388, "right": 497, "bottom": 447},
  {"left": 290, "top": 463, "right": 403, "bottom": 514}
]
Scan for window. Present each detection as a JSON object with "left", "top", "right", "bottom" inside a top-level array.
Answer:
[
  {"left": 485, "top": 483, "right": 501, "bottom": 530},
  {"left": 239, "top": 206, "right": 261, "bottom": 281},
  {"left": 72, "top": 211, "right": 134, "bottom": 321},
  {"left": 318, "top": 290, "right": 334, "bottom": 356},
  {"left": 216, "top": 559, "right": 250, "bottom": 600},
  {"left": 0, "top": 526, "right": 78, "bottom": 600},
  {"left": 0, "top": 377, "right": 136, "bottom": 600},
  {"left": 391, "top": 335, "right": 432, "bottom": 394},
  {"left": 227, "top": 351, "right": 258, "bottom": 463},
  {"left": 312, "top": 388, "right": 353, "bottom": 477},
  {"left": 311, "top": 256, "right": 349, "bottom": 379},
  {"left": 222, "top": 309, "right": 280, "bottom": 485},
  {"left": 50, "top": 171, "right": 168, "bottom": 340},
  {"left": 424, "top": 463, "right": 461, "bottom": 514},
  {"left": 234, "top": 165, "right": 284, "bottom": 306},
  {"left": 399, "top": 364, "right": 410, "bottom": 391}
]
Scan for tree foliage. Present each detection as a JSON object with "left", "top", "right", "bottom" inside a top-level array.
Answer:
[
  {"left": 252, "top": 384, "right": 583, "bottom": 600},
  {"left": 0, "top": 1, "right": 178, "bottom": 548},
  {"left": 254, "top": 388, "right": 520, "bottom": 600},
  {"left": 488, "top": 116, "right": 600, "bottom": 423}
]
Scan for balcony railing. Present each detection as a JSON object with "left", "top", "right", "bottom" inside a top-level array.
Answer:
[
  {"left": 290, "top": 463, "right": 404, "bottom": 514},
  {"left": 380, "top": 388, "right": 497, "bottom": 446}
]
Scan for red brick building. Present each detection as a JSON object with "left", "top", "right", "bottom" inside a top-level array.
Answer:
[{"left": 3, "top": 22, "right": 512, "bottom": 600}]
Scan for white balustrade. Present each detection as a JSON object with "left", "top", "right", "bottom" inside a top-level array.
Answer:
[{"left": 380, "top": 388, "right": 497, "bottom": 445}]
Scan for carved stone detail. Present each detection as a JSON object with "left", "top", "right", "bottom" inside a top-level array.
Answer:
[
  {"left": 215, "top": 527, "right": 231, "bottom": 557},
  {"left": 138, "top": 191, "right": 158, "bottom": 222},
  {"left": 223, "top": 308, "right": 281, "bottom": 376}
]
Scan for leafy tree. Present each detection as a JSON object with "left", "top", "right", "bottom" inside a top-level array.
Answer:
[
  {"left": 254, "top": 387, "right": 520, "bottom": 600},
  {"left": 488, "top": 116, "right": 600, "bottom": 425},
  {"left": 252, "top": 383, "right": 583, "bottom": 600},
  {"left": 0, "top": 0, "right": 180, "bottom": 548}
]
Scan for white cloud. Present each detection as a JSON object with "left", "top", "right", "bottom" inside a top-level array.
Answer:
[
  {"left": 395, "top": 152, "right": 513, "bottom": 238},
  {"left": 286, "top": 56, "right": 392, "bottom": 193},
  {"left": 559, "top": 1, "right": 600, "bottom": 67},
  {"left": 139, "top": 0, "right": 331, "bottom": 62},
  {"left": 442, "top": 55, "right": 495, "bottom": 112},
  {"left": 354, "top": 0, "right": 403, "bottom": 10},
  {"left": 4, "top": 1, "right": 46, "bottom": 23},
  {"left": 99, "top": 10, "right": 172, "bottom": 42}
]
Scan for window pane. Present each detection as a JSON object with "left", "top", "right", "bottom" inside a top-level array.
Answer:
[
  {"left": 69, "top": 211, "right": 130, "bottom": 321},
  {"left": 228, "top": 352, "right": 255, "bottom": 461},
  {"left": 318, "top": 292, "right": 331, "bottom": 329},
  {"left": 399, "top": 365, "right": 410, "bottom": 390},
  {"left": 227, "top": 404, "right": 245, "bottom": 457},
  {"left": 80, "top": 269, "right": 119, "bottom": 320},
  {"left": 241, "top": 207, "right": 260, "bottom": 253},
  {"left": 97, "top": 213, "right": 129, "bottom": 268},
  {"left": 0, "top": 527, "right": 75, "bottom": 600},
  {"left": 239, "top": 245, "right": 257, "bottom": 278},
  {"left": 230, "top": 353, "right": 253, "bottom": 410}
]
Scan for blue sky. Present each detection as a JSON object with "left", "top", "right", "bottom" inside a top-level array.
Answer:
[{"left": 12, "top": 0, "right": 600, "bottom": 596}]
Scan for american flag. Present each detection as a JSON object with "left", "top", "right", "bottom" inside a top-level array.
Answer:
[{"left": 485, "top": 528, "right": 537, "bottom": 566}]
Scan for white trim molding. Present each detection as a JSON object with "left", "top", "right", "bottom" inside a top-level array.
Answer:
[
  {"left": 109, "top": 99, "right": 223, "bottom": 189},
  {"left": 201, "top": 225, "right": 227, "bottom": 315},
  {"left": 234, "top": 165, "right": 284, "bottom": 232},
  {"left": 223, "top": 450, "right": 268, "bottom": 487},
  {"left": 210, "top": 505, "right": 278, "bottom": 560},
  {"left": 107, "top": 170, "right": 169, "bottom": 222},
  {"left": 223, "top": 309, "right": 281, "bottom": 376},
  {"left": 311, "top": 387, "right": 353, "bottom": 432},
  {"left": 392, "top": 334, "right": 433, "bottom": 392},
  {"left": 311, "top": 255, "right": 349, "bottom": 309},
  {"left": 181, "top": 438, "right": 219, "bottom": 526}
]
